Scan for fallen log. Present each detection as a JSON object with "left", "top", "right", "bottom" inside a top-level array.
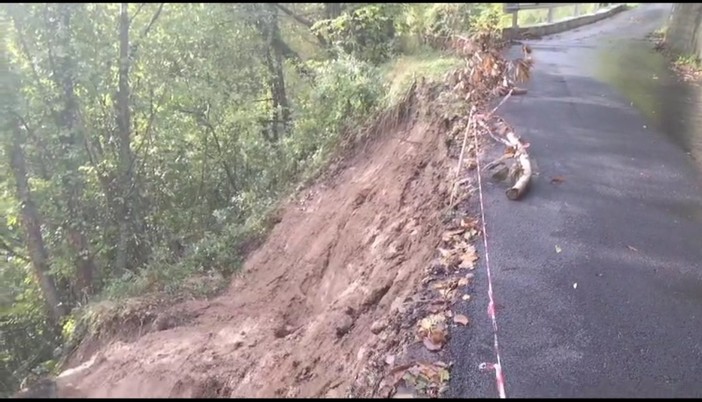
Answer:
[{"left": 504, "top": 131, "right": 532, "bottom": 201}]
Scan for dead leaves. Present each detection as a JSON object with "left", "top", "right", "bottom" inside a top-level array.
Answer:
[
  {"left": 419, "top": 213, "right": 479, "bottom": 352},
  {"left": 445, "top": 30, "right": 534, "bottom": 109},
  {"left": 438, "top": 243, "right": 478, "bottom": 271},
  {"left": 441, "top": 228, "right": 465, "bottom": 243},
  {"left": 453, "top": 314, "right": 469, "bottom": 326},
  {"left": 438, "top": 219, "right": 480, "bottom": 272},
  {"left": 459, "top": 245, "right": 479, "bottom": 270},
  {"left": 417, "top": 314, "right": 448, "bottom": 352},
  {"left": 422, "top": 337, "right": 442, "bottom": 352},
  {"left": 396, "top": 362, "right": 452, "bottom": 398},
  {"left": 550, "top": 175, "right": 566, "bottom": 184}
]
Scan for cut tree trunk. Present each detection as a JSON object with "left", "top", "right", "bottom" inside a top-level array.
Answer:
[{"left": 504, "top": 131, "right": 532, "bottom": 200}]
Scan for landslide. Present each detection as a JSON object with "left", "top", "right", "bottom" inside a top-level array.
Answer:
[
  {"left": 50, "top": 84, "right": 466, "bottom": 398},
  {"left": 39, "top": 30, "right": 533, "bottom": 399}
]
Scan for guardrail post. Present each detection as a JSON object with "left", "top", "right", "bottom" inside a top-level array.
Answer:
[
  {"left": 547, "top": 7, "right": 554, "bottom": 23},
  {"left": 574, "top": 4, "right": 580, "bottom": 16},
  {"left": 511, "top": 10, "right": 519, "bottom": 30}
]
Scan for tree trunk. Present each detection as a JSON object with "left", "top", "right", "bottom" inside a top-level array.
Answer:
[
  {"left": 53, "top": 4, "right": 97, "bottom": 297},
  {"left": 324, "top": 3, "right": 343, "bottom": 19},
  {"left": 272, "top": 3, "right": 328, "bottom": 47},
  {"left": 115, "top": 3, "right": 138, "bottom": 274},
  {"left": 263, "top": 5, "right": 291, "bottom": 140},
  {"left": 8, "top": 125, "right": 67, "bottom": 325}
]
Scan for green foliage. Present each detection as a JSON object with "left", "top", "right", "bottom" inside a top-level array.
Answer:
[
  {"left": 675, "top": 53, "right": 701, "bottom": 68},
  {"left": 285, "top": 55, "right": 383, "bottom": 175},
  {"left": 423, "top": 3, "right": 478, "bottom": 39},
  {"left": 0, "top": 269, "right": 59, "bottom": 397},
  {"left": 381, "top": 51, "right": 462, "bottom": 107},
  {"left": 468, "top": 4, "right": 504, "bottom": 37},
  {"left": 312, "top": 4, "right": 401, "bottom": 64},
  {"left": 394, "top": 3, "right": 503, "bottom": 51}
]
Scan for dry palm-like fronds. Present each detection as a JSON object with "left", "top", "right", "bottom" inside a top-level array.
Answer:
[
  {"left": 440, "top": 27, "right": 536, "bottom": 201},
  {"left": 442, "top": 30, "right": 534, "bottom": 110},
  {"left": 506, "top": 44, "right": 534, "bottom": 84}
]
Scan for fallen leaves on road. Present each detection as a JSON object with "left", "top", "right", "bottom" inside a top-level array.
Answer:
[
  {"left": 441, "top": 228, "right": 465, "bottom": 243},
  {"left": 555, "top": 245, "right": 562, "bottom": 254},
  {"left": 437, "top": 248, "right": 460, "bottom": 269},
  {"left": 423, "top": 338, "right": 442, "bottom": 351},
  {"left": 459, "top": 245, "right": 479, "bottom": 270},
  {"left": 627, "top": 245, "right": 638, "bottom": 252},
  {"left": 417, "top": 314, "right": 448, "bottom": 352},
  {"left": 453, "top": 314, "right": 469, "bottom": 326},
  {"left": 398, "top": 362, "right": 452, "bottom": 398},
  {"left": 394, "top": 208, "right": 480, "bottom": 396},
  {"left": 550, "top": 175, "right": 566, "bottom": 184}
]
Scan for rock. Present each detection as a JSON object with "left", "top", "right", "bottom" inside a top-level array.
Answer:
[
  {"left": 273, "top": 324, "right": 295, "bottom": 338},
  {"left": 370, "top": 320, "right": 386, "bottom": 335},
  {"left": 335, "top": 314, "right": 355, "bottom": 338},
  {"left": 153, "top": 314, "right": 177, "bottom": 331}
]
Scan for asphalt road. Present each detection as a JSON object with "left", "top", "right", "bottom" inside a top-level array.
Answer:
[{"left": 449, "top": 4, "right": 702, "bottom": 398}]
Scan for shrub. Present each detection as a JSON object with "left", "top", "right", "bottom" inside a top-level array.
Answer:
[{"left": 312, "top": 5, "right": 400, "bottom": 64}]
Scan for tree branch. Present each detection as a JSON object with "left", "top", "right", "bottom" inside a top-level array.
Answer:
[
  {"left": 139, "top": 3, "right": 165, "bottom": 43},
  {"left": 0, "top": 236, "right": 29, "bottom": 262},
  {"left": 273, "top": 3, "right": 314, "bottom": 27},
  {"left": 129, "top": 3, "right": 146, "bottom": 24},
  {"left": 130, "top": 3, "right": 165, "bottom": 61},
  {"left": 10, "top": 11, "right": 62, "bottom": 126}
]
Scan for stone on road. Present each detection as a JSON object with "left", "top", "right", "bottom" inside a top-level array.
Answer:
[{"left": 449, "top": 4, "right": 702, "bottom": 398}]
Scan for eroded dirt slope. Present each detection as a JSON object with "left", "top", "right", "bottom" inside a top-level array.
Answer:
[{"left": 54, "top": 110, "right": 460, "bottom": 398}]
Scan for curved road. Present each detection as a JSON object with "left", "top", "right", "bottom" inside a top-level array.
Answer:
[{"left": 449, "top": 4, "right": 702, "bottom": 398}]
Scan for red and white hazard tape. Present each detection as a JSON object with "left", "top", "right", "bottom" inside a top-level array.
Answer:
[{"left": 473, "top": 123, "right": 507, "bottom": 399}]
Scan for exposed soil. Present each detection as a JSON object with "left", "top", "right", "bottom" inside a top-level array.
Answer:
[{"left": 49, "top": 97, "right": 471, "bottom": 398}]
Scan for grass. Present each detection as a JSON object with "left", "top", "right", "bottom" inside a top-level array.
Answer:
[
  {"left": 381, "top": 50, "right": 463, "bottom": 106},
  {"left": 674, "top": 54, "right": 701, "bottom": 69}
]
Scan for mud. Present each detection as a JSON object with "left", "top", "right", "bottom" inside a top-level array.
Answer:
[{"left": 53, "top": 106, "right": 464, "bottom": 398}]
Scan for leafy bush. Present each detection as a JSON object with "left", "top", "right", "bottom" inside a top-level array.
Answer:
[
  {"left": 312, "top": 5, "right": 400, "bottom": 64},
  {"left": 395, "top": 3, "right": 503, "bottom": 50},
  {"left": 424, "top": 3, "right": 477, "bottom": 39},
  {"left": 467, "top": 3, "right": 504, "bottom": 40},
  {"left": 0, "top": 279, "right": 60, "bottom": 397},
  {"left": 283, "top": 55, "right": 384, "bottom": 179}
]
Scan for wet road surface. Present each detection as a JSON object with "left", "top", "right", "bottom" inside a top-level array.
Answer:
[{"left": 449, "top": 4, "right": 702, "bottom": 398}]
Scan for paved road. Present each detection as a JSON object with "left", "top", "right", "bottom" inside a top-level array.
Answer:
[{"left": 449, "top": 4, "right": 702, "bottom": 398}]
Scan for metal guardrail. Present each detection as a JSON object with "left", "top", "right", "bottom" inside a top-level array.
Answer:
[{"left": 503, "top": 3, "right": 622, "bottom": 29}]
